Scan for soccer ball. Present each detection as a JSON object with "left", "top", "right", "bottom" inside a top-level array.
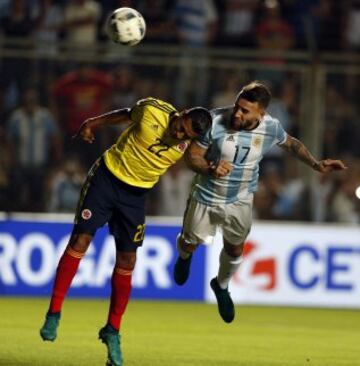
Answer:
[{"left": 106, "top": 7, "right": 146, "bottom": 46}]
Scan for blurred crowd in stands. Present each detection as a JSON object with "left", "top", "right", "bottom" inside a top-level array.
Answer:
[{"left": 0, "top": 0, "right": 359, "bottom": 223}]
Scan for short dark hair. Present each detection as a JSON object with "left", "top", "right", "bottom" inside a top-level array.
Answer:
[
  {"left": 186, "top": 107, "right": 212, "bottom": 136},
  {"left": 236, "top": 81, "right": 272, "bottom": 109}
]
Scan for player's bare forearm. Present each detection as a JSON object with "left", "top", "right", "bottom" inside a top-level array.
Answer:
[
  {"left": 281, "top": 135, "right": 318, "bottom": 168},
  {"left": 85, "top": 108, "right": 132, "bottom": 129},
  {"left": 75, "top": 108, "right": 132, "bottom": 143},
  {"left": 185, "top": 142, "right": 233, "bottom": 178},
  {"left": 281, "top": 135, "right": 348, "bottom": 173},
  {"left": 185, "top": 148, "right": 210, "bottom": 175}
]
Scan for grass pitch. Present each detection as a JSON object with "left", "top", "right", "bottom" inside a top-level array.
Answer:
[{"left": 0, "top": 298, "right": 359, "bottom": 366}]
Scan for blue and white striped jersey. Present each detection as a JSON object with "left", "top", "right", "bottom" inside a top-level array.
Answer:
[
  {"left": 191, "top": 106, "right": 287, "bottom": 205},
  {"left": 7, "top": 107, "right": 58, "bottom": 167}
]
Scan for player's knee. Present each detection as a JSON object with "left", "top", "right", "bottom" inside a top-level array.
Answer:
[
  {"left": 116, "top": 251, "right": 137, "bottom": 270},
  {"left": 186, "top": 243, "right": 199, "bottom": 253},
  {"left": 181, "top": 241, "right": 198, "bottom": 254},
  {"left": 69, "top": 233, "right": 93, "bottom": 253},
  {"left": 179, "top": 235, "right": 199, "bottom": 253},
  {"left": 224, "top": 241, "right": 244, "bottom": 257}
]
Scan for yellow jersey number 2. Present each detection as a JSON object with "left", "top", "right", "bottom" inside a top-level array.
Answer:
[
  {"left": 133, "top": 224, "right": 146, "bottom": 243},
  {"left": 148, "top": 138, "right": 170, "bottom": 157}
]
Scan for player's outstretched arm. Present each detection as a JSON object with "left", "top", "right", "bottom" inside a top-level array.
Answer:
[
  {"left": 185, "top": 142, "right": 233, "bottom": 178},
  {"left": 73, "top": 108, "right": 132, "bottom": 143},
  {"left": 280, "top": 135, "right": 348, "bottom": 173}
]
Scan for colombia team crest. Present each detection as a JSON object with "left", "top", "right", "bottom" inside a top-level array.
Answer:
[
  {"left": 176, "top": 141, "right": 189, "bottom": 152},
  {"left": 81, "top": 209, "right": 92, "bottom": 220}
]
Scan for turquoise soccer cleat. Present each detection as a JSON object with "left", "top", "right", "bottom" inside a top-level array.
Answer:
[
  {"left": 99, "top": 325, "right": 123, "bottom": 366},
  {"left": 40, "top": 312, "right": 61, "bottom": 341}
]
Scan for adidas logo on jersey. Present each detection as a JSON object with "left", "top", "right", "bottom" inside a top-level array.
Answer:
[
  {"left": 226, "top": 135, "right": 235, "bottom": 142},
  {"left": 151, "top": 124, "right": 159, "bottom": 131}
]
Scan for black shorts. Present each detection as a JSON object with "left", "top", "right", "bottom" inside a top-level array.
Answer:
[{"left": 73, "top": 158, "right": 150, "bottom": 252}]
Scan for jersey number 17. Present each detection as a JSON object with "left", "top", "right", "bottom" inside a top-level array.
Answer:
[{"left": 233, "top": 146, "right": 250, "bottom": 164}]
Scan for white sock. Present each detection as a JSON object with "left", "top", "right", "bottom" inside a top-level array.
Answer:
[
  {"left": 176, "top": 234, "right": 191, "bottom": 259},
  {"left": 217, "top": 248, "right": 243, "bottom": 289}
]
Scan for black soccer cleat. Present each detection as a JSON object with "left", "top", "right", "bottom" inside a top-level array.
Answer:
[
  {"left": 173, "top": 254, "right": 193, "bottom": 286},
  {"left": 210, "top": 277, "right": 235, "bottom": 323}
]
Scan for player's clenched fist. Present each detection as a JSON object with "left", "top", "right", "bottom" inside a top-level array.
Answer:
[
  {"left": 313, "top": 159, "right": 348, "bottom": 173},
  {"left": 74, "top": 120, "right": 95, "bottom": 144},
  {"left": 209, "top": 160, "right": 233, "bottom": 178}
]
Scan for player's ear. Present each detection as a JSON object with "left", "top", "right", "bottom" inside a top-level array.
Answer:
[{"left": 169, "top": 111, "right": 179, "bottom": 123}]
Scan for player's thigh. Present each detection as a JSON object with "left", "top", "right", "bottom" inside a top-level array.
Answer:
[
  {"left": 73, "top": 159, "right": 115, "bottom": 236},
  {"left": 182, "top": 196, "right": 217, "bottom": 245},
  {"left": 109, "top": 203, "right": 146, "bottom": 252},
  {"left": 222, "top": 198, "right": 253, "bottom": 245}
]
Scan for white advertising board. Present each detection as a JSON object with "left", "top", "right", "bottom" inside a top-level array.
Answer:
[{"left": 205, "top": 223, "right": 360, "bottom": 308}]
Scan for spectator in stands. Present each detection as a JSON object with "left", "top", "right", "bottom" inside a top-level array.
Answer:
[
  {"left": 172, "top": 0, "right": 219, "bottom": 106},
  {"left": 254, "top": 0, "right": 295, "bottom": 85},
  {"left": 342, "top": 0, "right": 360, "bottom": 95},
  {"left": 271, "top": 161, "right": 307, "bottom": 220},
  {"left": 253, "top": 179, "right": 275, "bottom": 219},
  {"left": 33, "top": 0, "right": 65, "bottom": 103},
  {"left": 47, "top": 158, "right": 86, "bottom": 213},
  {"left": 283, "top": 0, "right": 330, "bottom": 50},
  {"left": 308, "top": 172, "right": 335, "bottom": 222},
  {"left": 136, "top": 0, "right": 177, "bottom": 44},
  {"left": 211, "top": 72, "right": 248, "bottom": 107},
  {"left": 278, "top": 77, "right": 300, "bottom": 136},
  {"left": 216, "top": 0, "right": 261, "bottom": 48},
  {"left": 329, "top": 174, "right": 359, "bottom": 224},
  {"left": 258, "top": 166, "right": 285, "bottom": 220},
  {"left": 62, "top": 0, "right": 101, "bottom": 48},
  {"left": 156, "top": 162, "right": 195, "bottom": 216},
  {"left": 52, "top": 64, "right": 112, "bottom": 165},
  {"left": 256, "top": 0, "right": 295, "bottom": 51},
  {"left": 0, "top": 126, "right": 11, "bottom": 211},
  {"left": 262, "top": 79, "right": 293, "bottom": 172},
  {"left": 317, "top": 1, "right": 343, "bottom": 51},
  {"left": 34, "top": 0, "right": 64, "bottom": 56},
  {"left": 0, "top": 0, "right": 40, "bottom": 115},
  {"left": 0, "top": 1, "right": 11, "bottom": 18},
  {"left": 323, "top": 85, "right": 358, "bottom": 158},
  {"left": 6, "top": 87, "right": 62, "bottom": 211},
  {"left": 343, "top": 0, "right": 360, "bottom": 51},
  {"left": 99, "top": 65, "right": 138, "bottom": 147},
  {"left": 173, "top": 0, "right": 218, "bottom": 47},
  {"left": 111, "top": 66, "right": 137, "bottom": 110}
]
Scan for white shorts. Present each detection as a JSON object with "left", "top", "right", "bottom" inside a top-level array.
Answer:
[{"left": 182, "top": 195, "right": 253, "bottom": 246}]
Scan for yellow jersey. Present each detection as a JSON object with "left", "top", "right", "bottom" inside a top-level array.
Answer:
[{"left": 104, "top": 97, "right": 190, "bottom": 188}]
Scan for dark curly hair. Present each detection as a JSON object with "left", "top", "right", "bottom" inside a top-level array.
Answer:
[
  {"left": 236, "top": 81, "right": 272, "bottom": 109},
  {"left": 185, "top": 107, "right": 212, "bottom": 136}
]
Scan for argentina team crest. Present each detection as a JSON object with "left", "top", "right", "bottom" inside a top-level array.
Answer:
[{"left": 253, "top": 136, "right": 262, "bottom": 148}]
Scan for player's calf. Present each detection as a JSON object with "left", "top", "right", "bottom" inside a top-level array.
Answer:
[{"left": 173, "top": 234, "right": 198, "bottom": 285}]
